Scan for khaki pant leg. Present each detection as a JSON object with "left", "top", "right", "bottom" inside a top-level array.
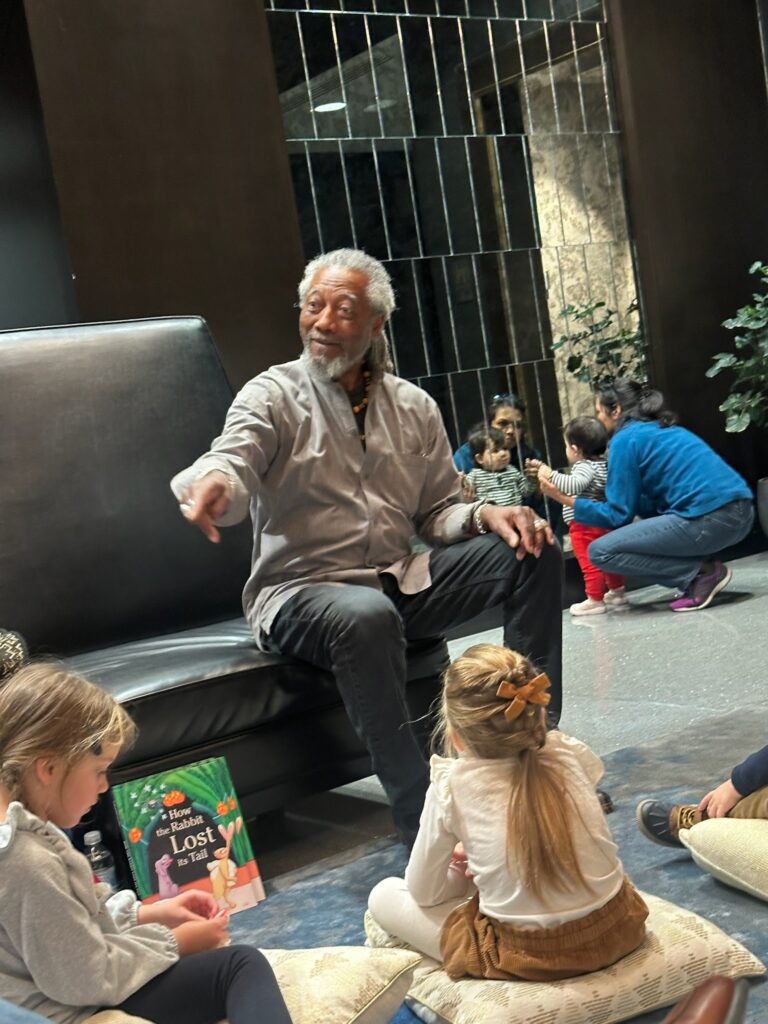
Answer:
[{"left": 729, "top": 784, "right": 768, "bottom": 819}]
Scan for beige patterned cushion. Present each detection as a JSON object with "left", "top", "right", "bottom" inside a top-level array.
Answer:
[
  {"left": 83, "top": 1014, "right": 152, "bottom": 1024},
  {"left": 263, "top": 946, "right": 422, "bottom": 1024},
  {"left": 680, "top": 818, "right": 768, "bottom": 901},
  {"left": 83, "top": 946, "right": 422, "bottom": 1024},
  {"left": 365, "top": 891, "right": 765, "bottom": 1024}
]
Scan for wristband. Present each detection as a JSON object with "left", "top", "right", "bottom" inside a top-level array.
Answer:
[{"left": 473, "top": 500, "right": 490, "bottom": 535}]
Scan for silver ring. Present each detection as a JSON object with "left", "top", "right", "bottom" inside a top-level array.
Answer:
[
  {"left": 532, "top": 519, "right": 547, "bottom": 530},
  {"left": 180, "top": 500, "right": 195, "bottom": 513}
]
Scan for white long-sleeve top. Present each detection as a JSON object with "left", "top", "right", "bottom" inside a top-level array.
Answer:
[
  {"left": 405, "top": 734, "right": 625, "bottom": 928},
  {"left": 0, "top": 802, "right": 178, "bottom": 1024},
  {"left": 171, "top": 360, "right": 473, "bottom": 642}
]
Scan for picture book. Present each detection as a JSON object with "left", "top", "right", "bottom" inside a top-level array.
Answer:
[{"left": 111, "top": 756, "right": 265, "bottom": 913}]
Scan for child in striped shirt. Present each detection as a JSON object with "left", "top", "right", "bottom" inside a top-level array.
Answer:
[
  {"left": 463, "top": 427, "right": 537, "bottom": 507},
  {"left": 530, "top": 416, "right": 626, "bottom": 617}
]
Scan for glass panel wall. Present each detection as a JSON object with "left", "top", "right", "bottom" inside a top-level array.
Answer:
[{"left": 266, "top": 0, "right": 636, "bottom": 464}]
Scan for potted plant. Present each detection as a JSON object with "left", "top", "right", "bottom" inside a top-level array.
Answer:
[
  {"left": 706, "top": 260, "right": 768, "bottom": 534},
  {"left": 553, "top": 298, "right": 647, "bottom": 388}
]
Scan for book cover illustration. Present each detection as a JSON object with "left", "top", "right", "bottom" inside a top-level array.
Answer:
[{"left": 111, "top": 756, "right": 265, "bottom": 914}]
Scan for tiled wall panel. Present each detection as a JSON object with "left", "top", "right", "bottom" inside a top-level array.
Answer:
[{"left": 267, "top": 0, "right": 635, "bottom": 461}]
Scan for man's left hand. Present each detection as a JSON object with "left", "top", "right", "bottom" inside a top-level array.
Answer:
[{"left": 480, "top": 504, "right": 554, "bottom": 560}]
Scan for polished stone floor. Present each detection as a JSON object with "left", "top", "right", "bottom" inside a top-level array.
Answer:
[
  {"left": 252, "top": 552, "right": 768, "bottom": 879},
  {"left": 465, "top": 550, "right": 768, "bottom": 754}
]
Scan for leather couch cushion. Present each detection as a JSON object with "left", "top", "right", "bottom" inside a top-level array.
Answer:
[{"left": 68, "top": 619, "right": 448, "bottom": 769}]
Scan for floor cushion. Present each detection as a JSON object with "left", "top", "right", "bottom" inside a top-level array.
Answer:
[
  {"left": 680, "top": 817, "right": 768, "bottom": 902},
  {"left": 83, "top": 946, "right": 422, "bottom": 1024},
  {"left": 263, "top": 946, "right": 422, "bottom": 1024},
  {"left": 364, "top": 890, "right": 765, "bottom": 1024}
]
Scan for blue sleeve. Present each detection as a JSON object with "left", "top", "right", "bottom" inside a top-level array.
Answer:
[
  {"left": 573, "top": 431, "right": 640, "bottom": 529},
  {"left": 731, "top": 744, "right": 768, "bottom": 797},
  {"left": 453, "top": 444, "right": 474, "bottom": 474}
]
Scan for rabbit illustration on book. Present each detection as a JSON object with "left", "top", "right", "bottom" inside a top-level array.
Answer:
[
  {"left": 208, "top": 818, "right": 241, "bottom": 909},
  {"left": 155, "top": 852, "right": 180, "bottom": 899}
]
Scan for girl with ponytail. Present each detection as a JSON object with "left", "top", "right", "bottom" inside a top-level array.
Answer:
[{"left": 368, "top": 644, "right": 647, "bottom": 980}]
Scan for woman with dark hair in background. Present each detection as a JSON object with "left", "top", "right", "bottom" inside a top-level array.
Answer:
[
  {"left": 453, "top": 394, "right": 544, "bottom": 475},
  {"left": 540, "top": 380, "right": 754, "bottom": 612}
]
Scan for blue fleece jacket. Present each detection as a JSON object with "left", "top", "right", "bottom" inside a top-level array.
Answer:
[
  {"left": 732, "top": 744, "right": 768, "bottom": 797},
  {"left": 573, "top": 419, "right": 752, "bottom": 530}
]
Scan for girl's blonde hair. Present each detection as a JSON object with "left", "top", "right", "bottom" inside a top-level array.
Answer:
[
  {"left": 440, "top": 643, "right": 589, "bottom": 900},
  {"left": 0, "top": 663, "right": 136, "bottom": 800}
]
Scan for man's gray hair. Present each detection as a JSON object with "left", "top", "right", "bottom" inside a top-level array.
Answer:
[{"left": 298, "top": 249, "right": 396, "bottom": 374}]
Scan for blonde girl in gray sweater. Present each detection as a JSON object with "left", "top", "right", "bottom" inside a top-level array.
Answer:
[{"left": 0, "top": 663, "right": 292, "bottom": 1024}]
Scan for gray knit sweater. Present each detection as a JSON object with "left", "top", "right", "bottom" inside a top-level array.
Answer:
[{"left": 0, "top": 802, "right": 178, "bottom": 1024}]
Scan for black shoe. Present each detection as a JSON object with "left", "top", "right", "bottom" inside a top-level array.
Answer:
[
  {"left": 635, "top": 799, "right": 704, "bottom": 847},
  {"left": 597, "top": 788, "right": 614, "bottom": 814}
]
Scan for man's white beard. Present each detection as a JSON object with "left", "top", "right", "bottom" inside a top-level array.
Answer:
[{"left": 300, "top": 341, "right": 366, "bottom": 383}]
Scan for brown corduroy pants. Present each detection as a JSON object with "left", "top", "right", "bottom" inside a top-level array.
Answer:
[{"left": 440, "top": 877, "right": 648, "bottom": 982}]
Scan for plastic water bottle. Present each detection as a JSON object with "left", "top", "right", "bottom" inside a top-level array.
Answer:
[{"left": 84, "top": 830, "right": 117, "bottom": 892}]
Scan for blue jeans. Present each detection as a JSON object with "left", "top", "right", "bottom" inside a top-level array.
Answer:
[
  {"left": 267, "top": 536, "right": 563, "bottom": 844},
  {"left": 588, "top": 499, "right": 754, "bottom": 591}
]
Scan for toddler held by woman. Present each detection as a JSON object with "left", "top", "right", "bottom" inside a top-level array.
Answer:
[{"left": 529, "top": 415, "right": 626, "bottom": 616}]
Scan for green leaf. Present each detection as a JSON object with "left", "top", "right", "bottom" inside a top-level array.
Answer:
[
  {"left": 725, "top": 411, "right": 752, "bottom": 432},
  {"left": 566, "top": 354, "right": 582, "bottom": 373}
]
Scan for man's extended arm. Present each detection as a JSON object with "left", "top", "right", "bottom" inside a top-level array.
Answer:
[{"left": 170, "top": 379, "right": 278, "bottom": 542}]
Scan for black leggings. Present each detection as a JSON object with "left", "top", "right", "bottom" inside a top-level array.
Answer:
[{"left": 119, "top": 945, "right": 293, "bottom": 1024}]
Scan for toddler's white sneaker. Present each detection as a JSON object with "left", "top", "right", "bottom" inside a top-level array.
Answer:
[
  {"left": 569, "top": 597, "right": 606, "bottom": 616},
  {"left": 604, "top": 587, "right": 629, "bottom": 607}
]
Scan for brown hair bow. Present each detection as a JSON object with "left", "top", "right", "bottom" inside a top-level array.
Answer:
[{"left": 496, "top": 673, "right": 551, "bottom": 722}]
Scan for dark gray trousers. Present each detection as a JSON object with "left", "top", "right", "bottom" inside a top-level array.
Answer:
[{"left": 268, "top": 536, "right": 563, "bottom": 844}]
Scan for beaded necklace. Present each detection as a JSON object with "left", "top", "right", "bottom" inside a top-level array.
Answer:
[{"left": 349, "top": 366, "right": 372, "bottom": 447}]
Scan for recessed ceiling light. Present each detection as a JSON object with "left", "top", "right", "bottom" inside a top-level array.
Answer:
[
  {"left": 313, "top": 101, "right": 346, "bottom": 113},
  {"left": 364, "top": 99, "right": 397, "bottom": 112}
]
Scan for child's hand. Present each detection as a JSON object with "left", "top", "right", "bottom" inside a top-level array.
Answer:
[
  {"left": 173, "top": 913, "right": 230, "bottom": 956},
  {"left": 524, "top": 458, "right": 541, "bottom": 480},
  {"left": 140, "top": 890, "right": 220, "bottom": 928},
  {"left": 461, "top": 474, "right": 476, "bottom": 502},
  {"left": 450, "top": 841, "right": 473, "bottom": 879},
  {"left": 698, "top": 778, "right": 742, "bottom": 817},
  {"left": 536, "top": 463, "right": 552, "bottom": 481},
  {"left": 539, "top": 477, "right": 573, "bottom": 507}
]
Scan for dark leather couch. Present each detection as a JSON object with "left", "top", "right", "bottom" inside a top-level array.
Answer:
[{"left": 0, "top": 316, "right": 448, "bottom": 874}]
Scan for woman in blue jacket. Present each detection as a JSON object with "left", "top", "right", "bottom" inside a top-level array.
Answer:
[{"left": 540, "top": 380, "right": 754, "bottom": 611}]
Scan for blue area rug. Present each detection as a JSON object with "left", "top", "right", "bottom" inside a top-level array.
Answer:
[{"left": 230, "top": 707, "right": 768, "bottom": 1023}]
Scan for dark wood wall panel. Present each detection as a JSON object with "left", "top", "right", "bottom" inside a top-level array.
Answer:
[
  {"left": 606, "top": 0, "right": 768, "bottom": 483},
  {"left": 0, "top": 1, "right": 78, "bottom": 331},
  {"left": 23, "top": 0, "right": 305, "bottom": 389}
]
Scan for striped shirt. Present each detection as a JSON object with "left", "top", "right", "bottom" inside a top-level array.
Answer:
[
  {"left": 549, "top": 459, "right": 609, "bottom": 524},
  {"left": 466, "top": 466, "right": 535, "bottom": 507}
]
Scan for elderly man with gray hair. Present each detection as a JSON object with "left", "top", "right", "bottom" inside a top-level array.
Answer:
[{"left": 172, "top": 249, "right": 562, "bottom": 848}]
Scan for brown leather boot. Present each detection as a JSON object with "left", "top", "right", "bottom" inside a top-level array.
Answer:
[
  {"left": 661, "top": 975, "right": 748, "bottom": 1024},
  {"left": 636, "top": 799, "right": 708, "bottom": 847}
]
